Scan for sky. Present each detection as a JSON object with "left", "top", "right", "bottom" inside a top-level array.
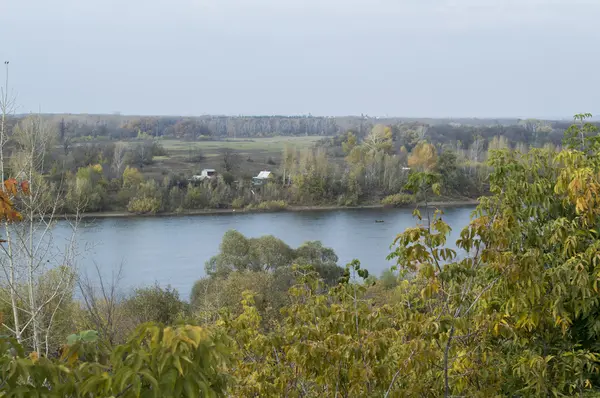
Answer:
[{"left": 1, "top": 0, "right": 599, "bottom": 118}]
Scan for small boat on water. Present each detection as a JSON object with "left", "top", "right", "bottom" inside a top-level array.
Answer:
[{"left": 375, "top": 220, "right": 385, "bottom": 223}]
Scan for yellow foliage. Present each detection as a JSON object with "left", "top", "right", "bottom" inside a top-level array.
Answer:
[
  {"left": 122, "top": 166, "right": 144, "bottom": 189},
  {"left": 408, "top": 141, "right": 438, "bottom": 171},
  {"left": 91, "top": 164, "right": 103, "bottom": 173}
]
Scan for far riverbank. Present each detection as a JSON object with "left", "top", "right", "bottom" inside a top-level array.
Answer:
[{"left": 64, "top": 199, "right": 480, "bottom": 220}]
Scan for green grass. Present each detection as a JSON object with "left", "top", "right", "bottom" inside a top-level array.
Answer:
[
  {"left": 120, "top": 136, "right": 328, "bottom": 180},
  {"left": 160, "top": 136, "right": 324, "bottom": 154}
]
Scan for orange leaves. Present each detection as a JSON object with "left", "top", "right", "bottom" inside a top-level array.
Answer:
[
  {"left": 3, "top": 178, "right": 18, "bottom": 196},
  {"left": 0, "top": 191, "right": 21, "bottom": 223},
  {"left": 29, "top": 351, "right": 39, "bottom": 363},
  {"left": 0, "top": 178, "right": 30, "bottom": 225},
  {"left": 20, "top": 181, "right": 29, "bottom": 194}
]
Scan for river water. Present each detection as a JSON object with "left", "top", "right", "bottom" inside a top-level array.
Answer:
[{"left": 56, "top": 206, "right": 475, "bottom": 300}]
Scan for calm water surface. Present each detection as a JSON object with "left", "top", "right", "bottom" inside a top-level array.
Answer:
[{"left": 57, "top": 206, "right": 475, "bottom": 299}]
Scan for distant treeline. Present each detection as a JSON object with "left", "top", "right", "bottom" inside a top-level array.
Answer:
[{"left": 5, "top": 114, "right": 595, "bottom": 145}]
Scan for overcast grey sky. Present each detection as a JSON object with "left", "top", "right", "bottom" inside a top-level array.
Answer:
[{"left": 1, "top": 0, "right": 599, "bottom": 118}]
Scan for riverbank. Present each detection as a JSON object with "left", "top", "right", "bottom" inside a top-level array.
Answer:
[{"left": 64, "top": 199, "right": 480, "bottom": 220}]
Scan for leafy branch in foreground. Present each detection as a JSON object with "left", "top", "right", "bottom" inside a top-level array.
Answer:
[{"left": 0, "top": 323, "right": 230, "bottom": 397}]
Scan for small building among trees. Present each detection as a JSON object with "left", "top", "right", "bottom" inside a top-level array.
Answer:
[
  {"left": 190, "top": 169, "right": 216, "bottom": 182},
  {"left": 252, "top": 170, "right": 273, "bottom": 186}
]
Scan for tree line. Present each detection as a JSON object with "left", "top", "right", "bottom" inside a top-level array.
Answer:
[
  {"left": 2, "top": 114, "right": 581, "bottom": 215},
  {"left": 4, "top": 112, "right": 595, "bottom": 146}
]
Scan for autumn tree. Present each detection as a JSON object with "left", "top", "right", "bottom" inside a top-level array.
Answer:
[
  {"left": 408, "top": 141, "right": 437, "bottom": 171},
  {"left": 363, "top": 124, "right": 393, "bottom": 154}
]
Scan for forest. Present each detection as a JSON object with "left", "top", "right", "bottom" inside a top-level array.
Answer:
[
  {"left": 1, "top": 113, "right": 600, "bottom": 396},
  {"left": 8, "top": 114, "right": 546, "bottom": 141}
]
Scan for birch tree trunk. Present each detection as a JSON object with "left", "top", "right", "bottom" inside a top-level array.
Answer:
[
  {"left": 0, "top": 61, "right": 23, "bottom": 343},
  {"left": 0, "top": 76, "right": 80, "bottom": 354}
]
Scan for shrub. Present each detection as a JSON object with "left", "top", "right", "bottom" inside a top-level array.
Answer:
[
  {"left": 123, "top": 284, "right": 189, "bottom": 325},
  {"left": 337, "top": 194, "right": 359, "bottom": 207},
  {"left": 122, "top": 166, "right": 144, "bottom": 189},
  {"left": 167, "top": 186, "right": 184, "bottom": 210},
  {"left": 248, "top": 200, "right": 288, "bottom": 211},
  {"left": 232, "top": 197, "right": 246, "bottom": 209},
  {"left": 222, "top": 172, "right": 235, "bottom": 186},
  {"left": 184, "top": 185, "right": 208, "bottom": 209},
  {"left": 267, "top": 157, "right": 276, "bottom": 165},
  {"left": 127, "top": 197, "right": 161, "bottom": 214},
  {"left": 0, "top": 323, "right": 230, "bottom": 397},
  {"left": 185, "top": 148, "right": 205, "bottom": 163},
  {"left": 151, "top": 142, "right": 168, "bottom": 156},
  {"left": 381, "top": 193, "right": 415, "bottom": 207}
]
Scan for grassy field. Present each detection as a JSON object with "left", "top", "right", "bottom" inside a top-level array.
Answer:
[
  {"left": 160, "top": 136, "right": 323, "bottom": 153},
  {"left": 137, "top": 136, "right": 327, "bottom": 180}
]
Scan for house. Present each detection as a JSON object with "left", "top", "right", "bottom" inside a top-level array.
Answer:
[
  {"left": 190, "top": 169, "right": 216, "bottom": 182},
  {"left": 252, "top": 170, "right": 273, "bottom": 186}
]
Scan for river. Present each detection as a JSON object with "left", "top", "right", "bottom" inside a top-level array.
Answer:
[{"left": 56, "top": 206, "right": 476, "bottom": 299}]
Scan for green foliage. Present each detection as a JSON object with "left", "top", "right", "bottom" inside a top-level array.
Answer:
[
  {"left": 251, "top": 200, "right": 287, "bottom": 211},
  {"left": 184, "top": 148, "right": 205, "bottom": 163},
  {"left": 0, "top": 323, "right": 230, "bottom": 397},
  {"left": 379, "top": 268, "right": 399, "bottom": 289},
  {"left": 151, "top": 142, "right": 168, "bottom": 157},
  {"left": 66, "top": 164, "right": 107, "bottom": 212},
  {"left": 341, "top": 131, "right": 358, "bottom": 154},
  {"left": 564, "top": 113, "right": 600, "bottom": 152},
  {"left": 123, "top": 284, "right": 189, "bottom": 326},
  {"left": 405, "top": 170, "right": 441, "bottom": 203},
  {"left": 127, "top": 179, "right": 163, "bottom": 214},
  {"left": 66, "top": 330, "right": 98, "bottom": 346},
  {"left": 197, "top": 232, "right": 344, "bottom": 321},
  {"left": 434, "top": 149, "right": 473, "bottom": 195},
  {"left": 287, "top": 148, "right": 338, "bottom": 204},
  {"left": 221, "top": 171, "right": 235, "bottom": 186},
  {"left": 191, "top": 270, "right": 291, "bottom": 325},
  {"left": 381, "top": 193, "right": 415, "bottom": 207},
  {"left": 205, "top": 231, "right": 296, "bottom": 277},
  {"left": 122, "top": 166, "right": 144, "bottom": 189},
  {"left": 231, "top": 197, "right": 245, "bottom": 209},
  {"left": 184, "top": 184, "right": 208, "bottom": 209},
  {"left": 127, "top": 196, "right": 161, "bottom": 214},
  {"left": 243, "top": 199, "right": 287, "bottom": 212},
  {"left": 168, "top": 186, "right": 184, "bottom": 211},
  {"left": 222, "top": 263, "right": 401, "bottom": 397}
]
